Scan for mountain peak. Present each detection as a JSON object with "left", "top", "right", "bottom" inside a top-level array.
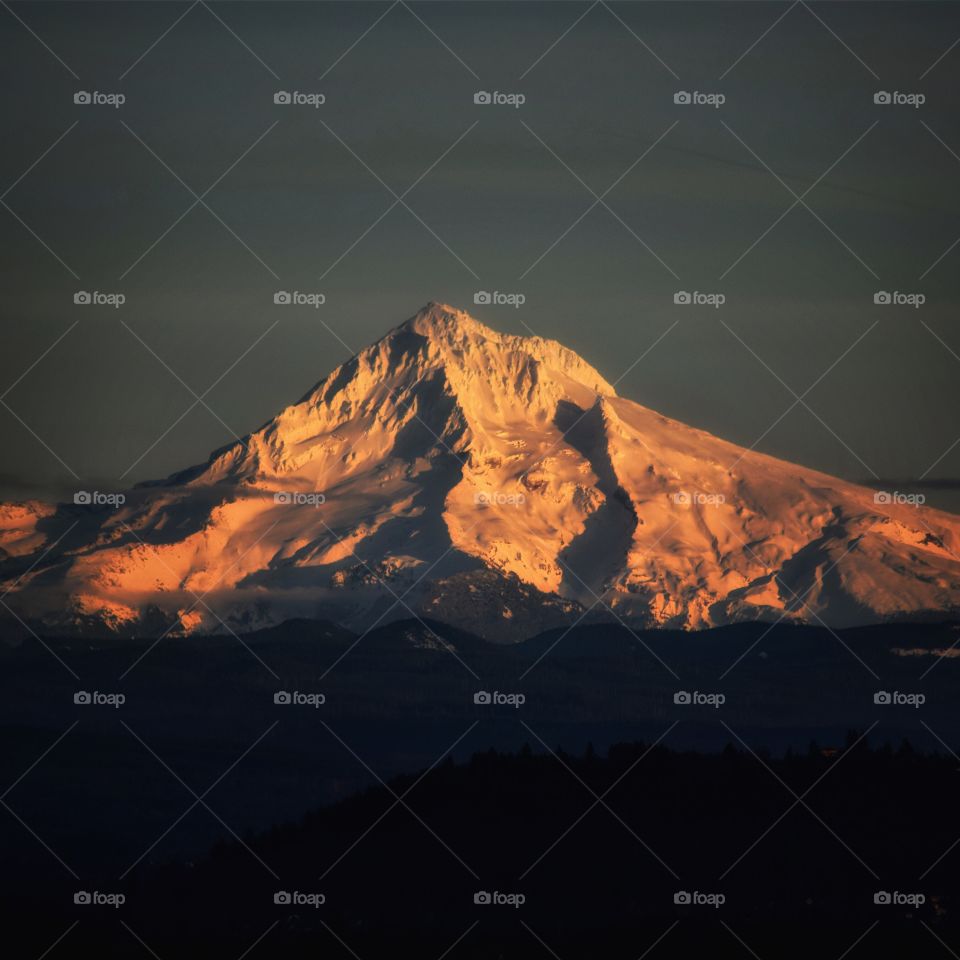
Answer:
[
  {"left": 393, "top": 302, "right": 616, "bottom": 401},
  {"left": 402, "top": 301, "right": 488, "bottom": 340}
]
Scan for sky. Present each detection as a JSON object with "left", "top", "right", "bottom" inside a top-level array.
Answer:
[{"left": 1, "top": 1, "right": 958, "bottom": 509}]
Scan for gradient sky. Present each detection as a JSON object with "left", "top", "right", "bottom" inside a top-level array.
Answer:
[{"left": 1, "top": 2, "right": 958, "bottom": 508}]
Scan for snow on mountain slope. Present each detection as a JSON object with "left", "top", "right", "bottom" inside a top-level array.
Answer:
[{"left": 1, "top": 302, "right": 958, "bottom": 639}]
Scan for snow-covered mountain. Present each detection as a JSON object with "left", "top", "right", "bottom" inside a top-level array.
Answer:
[{"left": 2, "top": 302, "right": 959, "bottom": 639}]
